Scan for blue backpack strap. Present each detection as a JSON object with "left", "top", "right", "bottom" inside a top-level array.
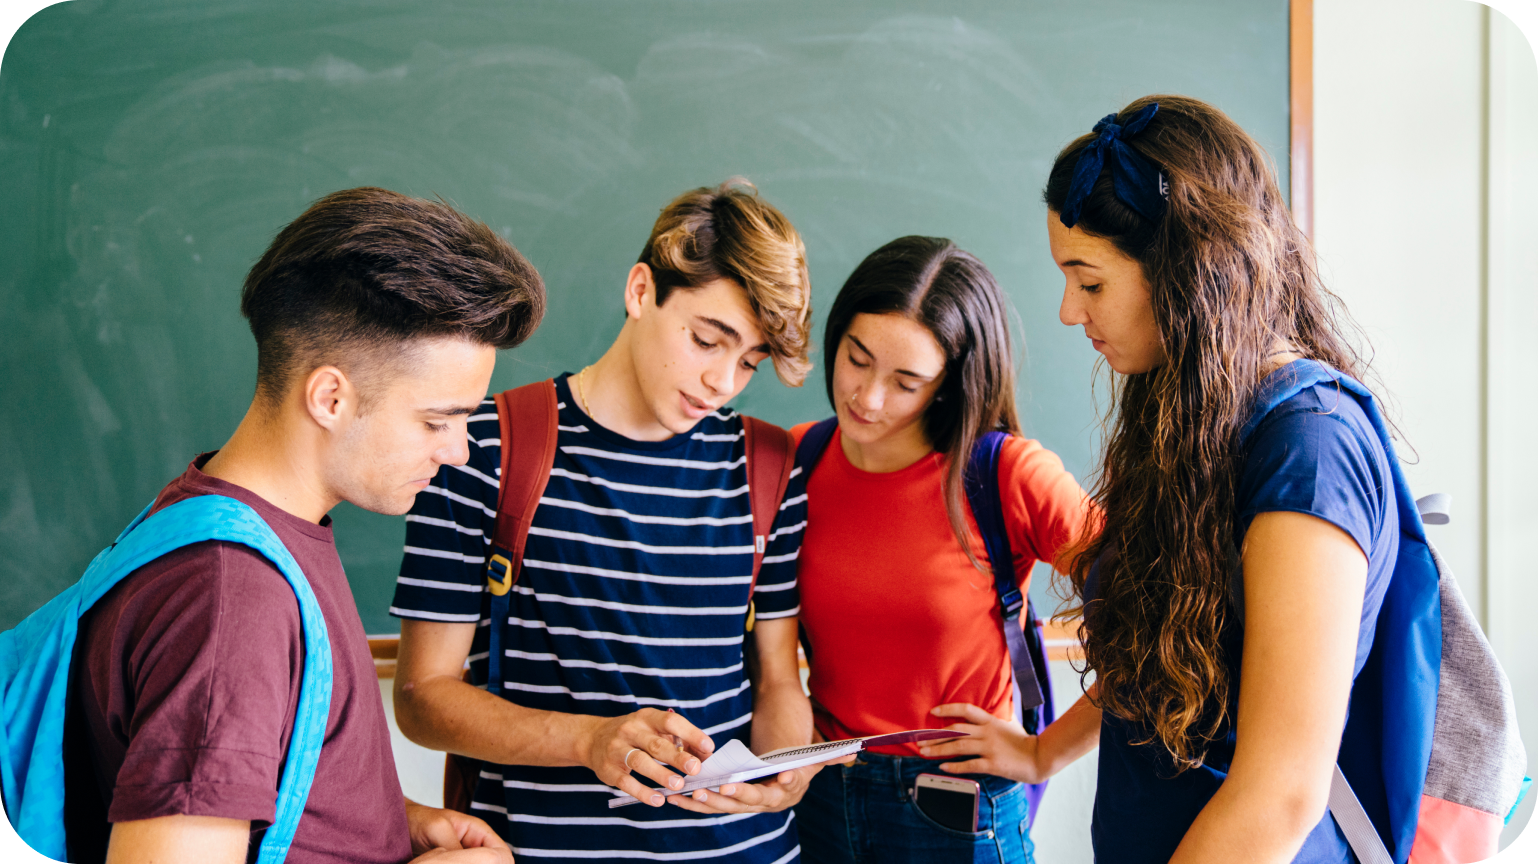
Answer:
[
  {"left": 0, "top": 495, "right": 331, "bottom": 863},
  {"left": 1241, "top": 360, "right": 1440, "bottom": 863}
]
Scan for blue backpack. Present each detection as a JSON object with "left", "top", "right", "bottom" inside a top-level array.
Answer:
[
  {"left": 0, "top": 495, "right": 333, "bottom": 863},
  {"left": 795, "top": 419, "right": 1057, "bottom": 827},
  {"left": 1243, "top": 361, "right": 1528, "bottom": 864}
]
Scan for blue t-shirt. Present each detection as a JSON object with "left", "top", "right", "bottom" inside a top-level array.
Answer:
[
  {"left": 1091, "top": 362, "right": 1398, "bottom": 864},
  {"left": 390, "top": 375, "right": 806, "bottom": 862}
]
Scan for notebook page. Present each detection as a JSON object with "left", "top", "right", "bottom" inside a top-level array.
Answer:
[{"left": 607, "top": 739, "right": 863, "bottom": 808}]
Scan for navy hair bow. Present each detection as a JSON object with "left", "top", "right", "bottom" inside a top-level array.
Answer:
[{"left": 1059, "top": 102, "right": 1167, "bottom": 229}]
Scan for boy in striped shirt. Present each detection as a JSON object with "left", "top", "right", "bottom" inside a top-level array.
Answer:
[{"left": 389, "top": 181, "right": 826, "bottom": 862}]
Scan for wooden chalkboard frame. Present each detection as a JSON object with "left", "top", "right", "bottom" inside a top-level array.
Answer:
[{"left": 1292, "top": 0, "right": 1315, "bottom": 239}]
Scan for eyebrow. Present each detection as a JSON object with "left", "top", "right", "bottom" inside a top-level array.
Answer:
[
  {"left": 697, "top": 316, "right": 770, "bottom": 354},
  {"left": 422, "top": 405, "right": 478, "bottom": 416},
  {"left": 1059, "top": 259, "right": 1102, "bottom": 269},
  {"left": 847, "top": 334, "right": 938, "bottom": 381}
]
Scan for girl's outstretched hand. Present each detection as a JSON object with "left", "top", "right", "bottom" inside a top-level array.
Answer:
[{"left": 920, "top": 703, "right": 1046, "bottom": 784}]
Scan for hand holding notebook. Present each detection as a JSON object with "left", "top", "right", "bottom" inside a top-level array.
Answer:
[{"left": 608, "top": 729, "right": 968, "bottom": 808}]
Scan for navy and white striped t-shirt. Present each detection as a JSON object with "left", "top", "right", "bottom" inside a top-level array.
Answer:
[{"left": 391, "top": 374, "right": 806, "bottom": 863}]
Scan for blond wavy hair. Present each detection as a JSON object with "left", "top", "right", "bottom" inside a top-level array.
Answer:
[{"left": 640, "top": 179, "right": 812, "bottom": 386}]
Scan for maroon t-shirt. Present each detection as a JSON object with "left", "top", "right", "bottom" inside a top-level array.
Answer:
[{"left": 64, "top": 455, "right": 412, "bottom": 863}]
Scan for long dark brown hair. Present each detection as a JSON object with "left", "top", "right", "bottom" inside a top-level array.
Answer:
[
  {"left": 1044, "top": 96, "right": 1369, "bottom": 770},
  {"left": 823, "top": 236, "right": 1020, "bottom": 565}
]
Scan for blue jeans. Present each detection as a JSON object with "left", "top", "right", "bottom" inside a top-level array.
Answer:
[{"left": 795, "top": 753, "right": 1036, "bottom": 864}]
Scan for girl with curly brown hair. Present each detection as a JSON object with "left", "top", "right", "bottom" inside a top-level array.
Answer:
[{"left": 918, "top": 95, "right": 1398, "bottom": 864}]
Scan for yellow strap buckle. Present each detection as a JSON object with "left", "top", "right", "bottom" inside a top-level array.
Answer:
[{"left": 487, "top": 554, "right": 513, "bottom": 596}]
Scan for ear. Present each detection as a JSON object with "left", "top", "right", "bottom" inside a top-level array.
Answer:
[
  {"left": 303, "top": 365, "right": 359, "bottom": 431},
  {"left": 624, "top": 263, "right": 656, "bottom": 321}
]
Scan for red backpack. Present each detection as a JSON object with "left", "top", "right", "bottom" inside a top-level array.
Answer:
[{"left": 444, "top": 379, "right": 796, "bottom": 810}]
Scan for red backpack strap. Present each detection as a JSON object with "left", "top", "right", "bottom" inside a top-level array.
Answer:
[
  {"left": 741, "top": 416, "right": 795, "bottom": 631},
  {"left": 486, "top": 379, "right": 559, "bottom": 595},
  {"left": 446, "top": 379, "right": 558, "bottom": 813}
]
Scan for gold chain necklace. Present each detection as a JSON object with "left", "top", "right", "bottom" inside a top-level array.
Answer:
[{"left": 576, "top": 365, "right": 595, "bottom": 420}]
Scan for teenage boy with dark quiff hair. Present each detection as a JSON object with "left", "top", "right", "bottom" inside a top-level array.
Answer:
[
  {"left": 62, "top": 187, "right": 543, "bottom": 864},
  {"left": 390, "top": 180, "right": 829, "bottom": 862}
]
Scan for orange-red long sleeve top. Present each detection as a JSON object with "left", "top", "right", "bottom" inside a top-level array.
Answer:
[{"left": 792, "top": 423, "right": 1092, "bottom": 756}]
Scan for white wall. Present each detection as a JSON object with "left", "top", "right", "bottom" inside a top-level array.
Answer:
[
  {"left": 377, "top": 1, "right": 1538, "bottom": 858},
  {"left": 1485, "top": 1, "right": 1538, "bottom": 847},
  {"left": 1316, "top": 0, "right": 1488, "bottom": 609},
  {"left": 380, "top": 677, "right": 447, "bottom": 808},
  {"left": 1314, "top": 0, "right": 1538, "bottom": 848},
  {"left": 1022, "top": 663, "right": 1099, "bottom": 863}
]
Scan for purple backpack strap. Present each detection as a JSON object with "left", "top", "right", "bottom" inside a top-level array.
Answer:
[
  {"left": 795, "top": 417, "right": 840, "bottom": 474},
  {"left": 966, "top": 430, "right": 1056, "bottom": 829},
  {"left": 793, "top": 418, "right": 840, "bottom": 665}
]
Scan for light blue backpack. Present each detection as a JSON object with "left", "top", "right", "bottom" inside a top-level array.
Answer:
[{"left": 0, "top": 495, "right": 332, "bottom": 863}]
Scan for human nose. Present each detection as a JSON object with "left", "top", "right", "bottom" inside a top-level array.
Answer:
[
  {"left": 1059, "top": 281, "right": 1089, "bottom": 327},
  {"left": 439, "top": 424, "right": 471, "bottom": 467},
  {"left": 852, "top": 379, "right": 883, "bottom": 414},
  {"left": 701, "top": 354, "right": 736, "bottom": 397}
]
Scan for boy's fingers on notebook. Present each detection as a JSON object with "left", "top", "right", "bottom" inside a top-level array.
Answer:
[
  {"left": 670, "top": 781, "right": 773, "bottom": 814},
  {"left": 636, "top": 734, "right": 693, "bottom": 778},
  {"left": 633, "top": 742, "right": 693, "bottom": 791},
  {"left": 589, "top": 711, "right": 701, "bottom": 791},
  {"left": 714, "top": 782, "right": 772, "bottom": 807},
  {"left": 667, "top": 789, "right": 733, "bottom": 814},
  {"left": 613, "top": 770, "right": 668, "bottom": 807},
  {"left": 659, "top": 709, "right": 714, "bottom": 758}
]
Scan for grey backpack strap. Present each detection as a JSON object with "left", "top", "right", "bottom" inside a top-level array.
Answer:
[
  {"left": 1414, "top": 493, "right": 1451, "bottom": 525},
  {"left": 1326, "top": 499, "right": 1445, "bottom": 864},
  {"left": 1329, "top": 765, "right": 1395, "bottom": 864}
]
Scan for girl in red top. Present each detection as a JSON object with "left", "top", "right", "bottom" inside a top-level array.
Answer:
[{"left": 791, "top": 236, "right": 1091, "bottom": 864}]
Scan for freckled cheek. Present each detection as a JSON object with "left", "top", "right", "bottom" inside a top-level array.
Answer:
[
  {"left": 894, "top": 392, "right": 928, "bottom": 424},
  {"left": 831, "top": 364, "right": 860, "bottom": 407}
]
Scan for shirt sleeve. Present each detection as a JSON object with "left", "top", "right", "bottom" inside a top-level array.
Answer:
[
  {"left": 390, "top": 399, "right": 501, "bottom": 622},
  {"left": 751, "top": 460, "right": 806, "bottom": 621},
  {"left": 1236, "top": 398, "right": 1388, "bottom": 558},
  {"left": 103, "top": 542, "right": 303, "bottom": 825},
  {"left": 997, "top": 436, "right": 1095, "bottom": 590}
]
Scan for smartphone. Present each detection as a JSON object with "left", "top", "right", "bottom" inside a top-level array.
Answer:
[{"left": 912, "top": 773, "right": 980, "bottom": 833}]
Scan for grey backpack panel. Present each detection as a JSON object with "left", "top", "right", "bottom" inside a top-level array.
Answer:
[{"left": 1421, "top": 541, "right": 1527, "bottom": 815}]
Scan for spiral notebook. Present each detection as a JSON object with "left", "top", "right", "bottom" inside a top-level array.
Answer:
[{"left": 608, "top": 729, "right": 967, "bottom": 808}]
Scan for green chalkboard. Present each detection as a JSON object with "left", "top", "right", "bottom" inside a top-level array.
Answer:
[{"left": 0, "top": 0, "right": 1289, "bottom": 635}]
